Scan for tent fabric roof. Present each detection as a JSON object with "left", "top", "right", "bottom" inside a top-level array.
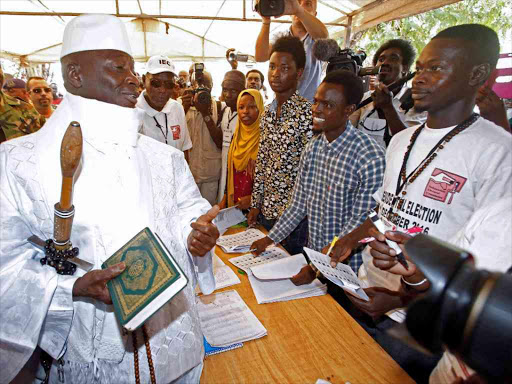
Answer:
[{"left": 0, "top": 0, "right": 460, "bottom": 64}]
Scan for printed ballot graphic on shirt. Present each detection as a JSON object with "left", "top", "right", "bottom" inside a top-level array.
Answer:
[
  {"left": 423, "top": 168, "right": 467, "bottom": 204},
  {"left": 171, "top": 125, "right": 181, "bottom": 140}
]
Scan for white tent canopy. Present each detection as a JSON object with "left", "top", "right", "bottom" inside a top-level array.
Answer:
[{"left": 0, "top": 0, "right": 461, "bottom": 65}]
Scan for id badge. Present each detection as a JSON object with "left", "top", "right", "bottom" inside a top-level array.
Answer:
[{"left": 171, "top": 125, "right": 181, "bottom": 140}]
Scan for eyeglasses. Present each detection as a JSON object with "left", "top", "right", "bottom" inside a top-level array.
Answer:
[
  {"left": 150, "top": 79, "right": 175, "bottom": 89},
  {"left": 31, "top": 87, "right": 52, "bottom": 94}
]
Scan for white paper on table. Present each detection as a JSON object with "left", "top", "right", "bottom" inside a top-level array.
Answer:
[
  {"left": 250, "top": 254, "right": 307, "bottom": 280},
  {"left": 213, "top": 207, "right": 247, "bottom": 235},
  {"left": 304, "top": 247, "right": 369, "bottom": 301},
  {"left": 216, "top": 228, "right": 268, "bottom": 253},
  {"left": 196, "top": 290, "right": 267, "bottom": 347},
  {"left": 248, "top": 274, "right": 327, "bottom": 304},
  {"left": 229, "top": 247, "right": 289, "bottom": 275},
  {"left": 196, "top": 255, "right": 240, "bottom": 294}
]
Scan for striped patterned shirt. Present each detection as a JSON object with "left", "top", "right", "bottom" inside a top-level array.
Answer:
[{"left": 268, "top": 122, "right": 386, "bottom": 271}]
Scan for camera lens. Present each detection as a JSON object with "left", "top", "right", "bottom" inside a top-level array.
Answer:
[{"left": 269, "top": 0, "right": 277, "bottom": 9}]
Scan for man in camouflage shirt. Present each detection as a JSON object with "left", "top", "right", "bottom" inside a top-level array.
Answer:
[{"left": 0, "top": 67, "right": 45, "bottom": 143}]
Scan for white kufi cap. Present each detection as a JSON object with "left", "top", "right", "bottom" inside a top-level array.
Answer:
[{"left": 60, "top": 14, "right": 132, "bottom": 58}]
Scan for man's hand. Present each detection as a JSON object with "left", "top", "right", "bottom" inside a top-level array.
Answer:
[
  {"left": 324, "top": 235, "right": 358, "bottom": 267},
  {"left": 251, "top": 236, "right": 273, "bottom": 255},
  {"left": 369, "top": 230, "right": 416, "bottom": 277},
  {"left": 283, "top": 0, "right": 304, "bottom": 16},
  {"left": 226, "top": 48, "right": 238, "bottom": 70},
  {"left": 372, "top": 83, "right": 394, "bottom": 110},
  {"left": 181, "top": 89, "right": 193, "bottom": 114},
  {"left": 72, "top": 263, "right": 126, "bottom": 304},
  {"left": 247, "top": 207, "right": 260, "bottom": 226},
  {"left": 195, "top": 94, "right": 212, "bottom": 117},
  {"left": 291, "top": 265, "right": 316, "bottom": 286},
  {"left": 235, "top": 195, "right": 252, "bottom": 210},
  {"left": 188, "top": 205, "right": 220, "bottom": 257},
  {"left": 345, "top": 287, "right": 403, "bottom": 321}
]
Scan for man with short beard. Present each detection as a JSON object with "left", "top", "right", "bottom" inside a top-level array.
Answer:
[
  {"left": 136, "top": 55, "right": 192, "bottom": 158},
  {"left": 350, "top": 39, "right": 427, "bottom": 148},
  {"left": 0, "top": 14, "right": 219, "bottom": 384},
  {"left": 27, "top": 77, "right": 55, "bottom": 118}
]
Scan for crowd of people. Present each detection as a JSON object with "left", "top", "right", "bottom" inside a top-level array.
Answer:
[{"left": 0, "top": 1, "right": 511, "bottom": 383}]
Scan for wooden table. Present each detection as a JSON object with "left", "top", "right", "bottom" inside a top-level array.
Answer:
[{"left": 200, "top": 227, "right": 415, "bottom": 384}]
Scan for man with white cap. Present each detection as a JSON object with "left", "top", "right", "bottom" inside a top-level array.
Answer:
[
  {"left": 0, "top": 14, "right": 219, "bottom": 384},
  {"left": 136, "top": 55, "right": 192, "bottom": 158}
]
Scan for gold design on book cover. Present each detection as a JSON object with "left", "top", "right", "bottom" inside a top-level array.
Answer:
[{"left": 109, "top": 230, "right": 177, "bottom": 319}]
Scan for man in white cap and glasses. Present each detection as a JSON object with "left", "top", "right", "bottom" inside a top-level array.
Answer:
[
  {"left": 0, "top": 14, "right": 219, "bottom": 384},
  {"left": 137, "top": 55, "right": 192, "bottom": 159}
]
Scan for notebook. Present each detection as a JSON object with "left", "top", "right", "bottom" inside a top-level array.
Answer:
[
  {"left": 197, "top": 290, "right": 267, "bottom": 347},
  {"left": 248, "top": 254, "right": 327, "bottom": 304},
  {"left": 102, "top": 227, "right": 188, "bottom": 331},
  {"left": 203, "top": 336, "right": 243, "bottom": 356}
]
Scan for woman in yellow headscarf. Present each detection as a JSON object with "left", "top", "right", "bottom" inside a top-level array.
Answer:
[{"left": 224, "top": 88, "right": 264, "bottom": 209}]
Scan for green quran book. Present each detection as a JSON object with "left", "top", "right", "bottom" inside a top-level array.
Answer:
[{"left": 102, "top": 227, "right": 188, "bottom": 331}]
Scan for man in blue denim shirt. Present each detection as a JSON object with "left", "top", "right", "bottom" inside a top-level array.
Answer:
[{"left": 255, "top": 0, "right": 327, "bottom": 102}]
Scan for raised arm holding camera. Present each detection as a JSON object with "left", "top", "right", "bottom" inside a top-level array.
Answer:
[{"left": 255, "top": 0, "right": 328, "bottom": 102}]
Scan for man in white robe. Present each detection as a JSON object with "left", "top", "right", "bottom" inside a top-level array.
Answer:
[{"left": 0, "top": 14, "right": 219, "bottom": 384}]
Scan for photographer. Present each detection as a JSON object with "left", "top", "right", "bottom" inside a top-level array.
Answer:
[
  {"left": 182, "top": 68, "right": 224, "bottom": 205},
  {"left": 350, "top": 39, "right": 426, "bottom": 148},
  {"left": 255, "top": 0, "right": 328, "bottom": 102}
]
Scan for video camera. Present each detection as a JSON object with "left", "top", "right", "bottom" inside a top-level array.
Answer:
[
  {"left": 402, "top": 235, "right": 512, "bottom": 382},
  {"left": 190, "top": 63, "right": 211, "bottom": 106},
  {"left": 312, "top": 39, "right": 380, "bottom": 77},
  {"left": 254, "top": 0, "right": 285, "bottom": 17}
]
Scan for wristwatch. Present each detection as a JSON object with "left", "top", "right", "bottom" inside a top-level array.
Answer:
[{"left": 203, "top": 115, "right": 212, "bottom": 123}]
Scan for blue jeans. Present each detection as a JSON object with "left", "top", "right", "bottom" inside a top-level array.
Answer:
[{"left": 259, "top": 215, "right": 308, "bottom": 255}]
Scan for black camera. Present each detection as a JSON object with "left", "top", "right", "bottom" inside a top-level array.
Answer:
[
  {"left": 254, "top": 0, "right": 285, "bottom": 17},
  {"left": 191, "top": 63, "right": 211, "bottom": 106},
  {"left": 403, "top": 235, "right": 512, "bottom": 382},
  {"left": 313, "top": 39, "right": 380, "bottom": 77}
]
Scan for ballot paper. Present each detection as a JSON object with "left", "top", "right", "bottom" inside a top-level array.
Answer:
[
  {"left": 213, "top": 207, "right": 247, "bottom": 235},
  {"left": 196, "top": 255, "right": 241, "bottom": 294},
  {"left": 305, "top": 247, "right": 369, "bottom": 301},
  {"left": 216, "top": 228, "right": 268, "bottom": 253},
  {"left": 250, "top": 254, "right": 307, "bottom": 280},
  {"left": 229, "top": 247, "right": 289, "bottom": 275},
  {"left": 249, "top": 275, "right": 327, "bottom": 304},
  {"left": 197, "top": 290, "right": 267, "bottom": 347}
]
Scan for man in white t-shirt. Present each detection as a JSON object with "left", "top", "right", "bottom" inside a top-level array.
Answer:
[
  {"left": 137, "top": 55, "right": 192, "bottom": 159},
  {"left": 350, "top": 39, "right": 427, "bottom": 148},
  {"left": 317, "top": 24, "right": 512, "bottom": 382}
]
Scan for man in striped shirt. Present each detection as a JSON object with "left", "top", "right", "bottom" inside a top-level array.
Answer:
[{"left": 251, "top": 70, "right": 385, "bottom": 273}]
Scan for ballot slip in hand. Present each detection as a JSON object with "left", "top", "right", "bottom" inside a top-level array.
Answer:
[
  {"left": 213, "top": 207, "right": 247, "bottom": 235},
  {"left": 304, "top": 247, "right": 369, "bottom": 301},
  {"left": 216, "top": 228, "right": 268, "bottom": 253}
]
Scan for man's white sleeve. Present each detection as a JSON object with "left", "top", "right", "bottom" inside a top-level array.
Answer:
[
  {"left": 174, "top": 152, "right": 215, "bottom": 294},
  {"left": 0, "top": 148, "right": 76, "bottom": 383}
]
